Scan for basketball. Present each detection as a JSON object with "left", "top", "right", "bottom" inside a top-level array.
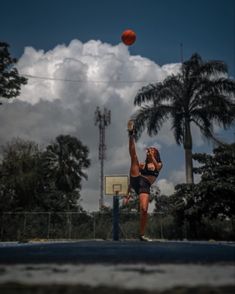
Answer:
[{"left": 121, "top": 29, "right": 136, "bottom": 46}]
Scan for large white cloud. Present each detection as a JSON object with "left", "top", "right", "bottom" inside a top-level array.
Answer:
[{"left": 0, "top": 39, "right": 200, "bottom": 211}]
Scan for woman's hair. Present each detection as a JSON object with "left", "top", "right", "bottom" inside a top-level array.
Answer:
[
  {"left": 147, "top": 146, "right": 159, "bottom": 155},
  {"left": 145, "top": 147, "right": 160, "bottom": 163}
]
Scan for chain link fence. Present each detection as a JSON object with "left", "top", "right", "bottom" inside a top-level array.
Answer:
[
  {"left": 0, "top": 211, "right": 173, "bottom": 241},
  {"left": 0, "top": 211, "right": 234, "bottom": 241}
]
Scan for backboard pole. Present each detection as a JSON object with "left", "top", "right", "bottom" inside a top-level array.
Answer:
[{"left": 112, "top": 191, "right": 120, "bottom": 241}]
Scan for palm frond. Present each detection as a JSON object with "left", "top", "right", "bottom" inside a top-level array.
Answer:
[
  {"left": 194, "top": 95, "right": 235, "bottom": 127},
  {"left": 198, "top": 61, "right": 228, "bottom": 76},
  {"left": 134, "top": 83, "right": 157, "bottom": 105},
  {"left": 190, "top": 78, "right": 235, "bottom": 112},
  {"left": 147, "top": 106, "right": 172, "bottom": 136},
  {"left": 192, "top": 117, "right": 226, "bottom": 146},
  {"left": 197, "top": 78, "right": 235, "bottom": 95},
  {"left": 131, "top": 105, "right": 172, "bottom": 139},
  {"left": 182, "top": 54, "right": 228, "bottom": 84},
  {"left": 134, "top": 75, "right": 183, "bottom": 106},
  {"left": 182, "top": 53, "right": 202, "bottom": 79},
  {"left": 131, "top": 106, "right": 152, "bottom": 139}
]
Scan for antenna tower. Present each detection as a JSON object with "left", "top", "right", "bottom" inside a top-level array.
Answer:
[{"left": 94, "top": 106, "right": 111, "bottom": 210}]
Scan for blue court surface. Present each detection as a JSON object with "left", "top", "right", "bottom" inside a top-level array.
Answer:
[{"left": 0, "top": 240, "right": 234, "bottom": 264}]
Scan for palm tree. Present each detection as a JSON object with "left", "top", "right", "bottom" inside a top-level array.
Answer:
[
  {"left": 132, "top": 53, "right": 235, "bottom": 184},
  {"left": 43, "top": 135, "right": 90, "bottom": 192}
]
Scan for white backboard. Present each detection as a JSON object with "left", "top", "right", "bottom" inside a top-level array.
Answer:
[{"left": 105, "top": 175, "right": 129, "bottom": 196}]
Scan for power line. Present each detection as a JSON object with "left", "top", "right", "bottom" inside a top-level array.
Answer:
[{"left": 22, "top": 74, "right": 156, "bottom": 84}]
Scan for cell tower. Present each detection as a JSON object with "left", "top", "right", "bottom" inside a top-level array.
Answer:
[{"left": 94, "top": 106, "right": 111, "bottom": 210}]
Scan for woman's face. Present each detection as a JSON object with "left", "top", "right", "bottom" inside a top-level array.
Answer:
[
  {"left": 145, "top": 148, "right": 157, "bottom": 170},
  {"left": 146, "top": 147, "right": 156, "bottom": 159}
]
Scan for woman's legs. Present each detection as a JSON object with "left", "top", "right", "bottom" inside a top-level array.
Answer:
[
  {"left": 128, "top": 121, "right": 151, "bottom": 240},
  {"left": 139, "top": 193, "right": 150, "bottom": 236},
  {"left": 129, "top": 135, "right": 139, "bottom": 177}
]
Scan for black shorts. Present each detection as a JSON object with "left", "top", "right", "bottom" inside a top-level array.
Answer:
[{"left": 130, "top": 176, "right": 151, "bottom": 195}]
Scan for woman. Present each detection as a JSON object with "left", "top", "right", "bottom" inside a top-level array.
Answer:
[{"left": 127, "top": 120, "right": 162, "bottom": 241}]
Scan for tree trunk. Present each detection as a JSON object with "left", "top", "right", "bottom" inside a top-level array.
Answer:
[
  {"left": 184, "top": 148, "right": 193, "bottom": 184},
  {"left": 184, "top": 119, "right": 194, "bottom": 184}
]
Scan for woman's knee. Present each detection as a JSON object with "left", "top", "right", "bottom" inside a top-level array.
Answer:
[
  {"left": 139, "top": 193, "right": 149, "bottom": 212},
  {"left": 140, "top": 207, "right": 148, "bottom": 215}
]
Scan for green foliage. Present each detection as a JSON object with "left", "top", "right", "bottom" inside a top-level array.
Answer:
[
  {"left": 154, "top": 194, "right": 172, "bottom": 215},
  {"left": 42, "top": 135, "right": 90, "bottom": 193},
  {"left": 0, "top": 42, "right": 27, "bottom": 102},
  {"left": 192, "top": 143, "right": 235, "bottom": 219},
  {"left": 169, "top": 143, "right": 235, "bottom": 239},
  {"left": 0, "top": 138, "right": 42, "bottom": 211},
  {"left": 0, "top": 135, "right": 90, "bottom": 212}
]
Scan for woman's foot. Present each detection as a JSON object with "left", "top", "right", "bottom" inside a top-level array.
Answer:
[
  {"left": 139, "top": 235, "right": 152, "bottom": 242},
  {"left": 127, "top": 120, "right": 135, "bottom": 137}
]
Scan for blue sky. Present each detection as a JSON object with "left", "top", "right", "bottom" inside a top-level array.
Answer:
[
  {"left": 1, "top": 0, "right": 235, "bottom": 210},
  {"left": 2, "top": 0, "right": 235, "bottom": 74}
]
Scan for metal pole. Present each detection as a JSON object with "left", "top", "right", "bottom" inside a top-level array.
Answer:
[
  {"left": 100, "top": 121, "right": 104, "bottom": 209},
  {"left": 93, "top": 213, "right": 96, "bottom": 239},
  {"left": 160, "top": 213, "right": 164, "bottom": 239},
  {"left": 67, "top": 213, "right": 72, "bottom": 239},
  {"left": 47, "top": 212, "right": 51, "bottom": 240},
  {"left": 0, "top": 213, "right": 4, "bottom": 241},
  {"left": 23, "top": 213, "right": 27, "bottom": 239},
  {"left": 113, "top": 193, "right": 120, "bottom": 241}
]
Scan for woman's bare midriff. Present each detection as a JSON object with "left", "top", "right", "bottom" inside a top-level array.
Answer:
[{"left": 141, "top": 175, "right": 156, "bottom": 185}]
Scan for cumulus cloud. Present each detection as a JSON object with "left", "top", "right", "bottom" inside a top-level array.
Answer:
[
  {"left": 0, "top": 39, "right": 199, "bottom": 211},
  {"left": 158, "top": 179, "right": 175, "bottom": 196}
]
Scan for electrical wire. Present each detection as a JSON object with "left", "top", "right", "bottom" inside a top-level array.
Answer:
[{"left": 22, "top": 74, "right": 156, "bottom": 84}]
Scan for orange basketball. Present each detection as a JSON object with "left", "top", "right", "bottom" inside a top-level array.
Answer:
[{"left": 121, "top": 29, "right": 136, "bottom": 46}]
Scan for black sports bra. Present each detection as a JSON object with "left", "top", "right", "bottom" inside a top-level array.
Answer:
[
  {"left": 140, "top": 168, "right": 159, "bottom": 177},
  {"left": 140, "top": 151, "right": 162, "bottom": 177}
]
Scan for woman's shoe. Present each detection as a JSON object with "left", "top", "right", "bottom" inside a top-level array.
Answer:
[
  {"left": 139, "top": 235, "right": 152, "bottom": 242},
  {"left": 127, "top": 120, "right": 135, "bottom": 137}
]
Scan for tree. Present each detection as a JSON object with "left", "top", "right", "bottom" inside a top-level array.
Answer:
[
  {"left": 169, "top": 183, "right": 199, "bottom": 238},
  {"left": 192, "top": 143, "right": 235, "bottom": 219},
  {"left": 0, "top": 135, "right": 91, "bottom": 212},
  {"left": 154, "top": 194, "right": 172, "bottom": 215},
  {"left": 0, "top": 42, "right": 27, "bottom": 103},
  {"left": 0, "top": 138, "right": 42, "bottom": 211},
  {"left": 132, "top": 53, "right": 235, "bottom": 183},
  {"left": 42, "top": 135, "right": 90, "bottom": 193},
  {"left": 169, "top": 143, "right": 235, "bottom": 238}
]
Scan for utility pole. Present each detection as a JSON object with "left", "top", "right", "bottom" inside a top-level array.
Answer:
[
  {"left": 180, "top": 43, "right": 184, "bottom": 63},
  {"left": 94, "top": 106, "right": 111, "bottom": 210}
]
